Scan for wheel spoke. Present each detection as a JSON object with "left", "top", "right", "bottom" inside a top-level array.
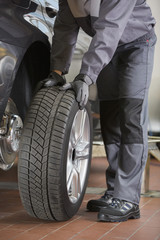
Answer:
[
  {"left": 67, "top": 169, "right": 74, "bottom": 192},
  {"left": 70, "top": 124, "right": 76, "bottom": 148},
  {"left": 67, "top": 141, "right": 73, "bottom": 160},
  {"left": 75, "top": 110, "right": 87, "bottom": 145},
  {"left": 67, "top": 168, "right": 81, "bottom": 201},
  {"left": 70, "top": 110, "right": 87, "bottom": 148},
  {"left": 75, "top": 154, "right": 89, "bottom": 161},
  {"left": 72, "top": 168, "right": 81, "bottom": 199}
]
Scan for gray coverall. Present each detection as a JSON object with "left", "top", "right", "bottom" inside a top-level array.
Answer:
[{"left": 51, "top": 0, "right": 157, "bottom": 205}]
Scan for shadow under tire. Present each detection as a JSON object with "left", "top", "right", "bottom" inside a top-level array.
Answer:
[{"left": 18, "top": 87, "right": 92, "bottom": 221}]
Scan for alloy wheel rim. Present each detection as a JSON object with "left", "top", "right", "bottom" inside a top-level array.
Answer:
[{"left": 66, "top": 109, "right": 90, "bottom": 203}]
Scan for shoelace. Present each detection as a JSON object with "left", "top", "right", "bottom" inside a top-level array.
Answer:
[
  {"left": 109, "top": 198, "right": 124, "bottom": 208},
  {"left": 101, "top": 192, "right": 113, "bottom": 200}
]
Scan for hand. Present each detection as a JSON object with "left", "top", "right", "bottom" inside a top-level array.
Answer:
[
  {"left": 60, "top": 74, "right": 93, "bottom": 109},
  {"left": 44, "top": 71, "right": 65, "bottom": 87}
]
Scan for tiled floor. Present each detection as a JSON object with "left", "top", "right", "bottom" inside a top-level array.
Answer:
[{"left": 0, "top": 157, "right": 160, "bottom": 240}]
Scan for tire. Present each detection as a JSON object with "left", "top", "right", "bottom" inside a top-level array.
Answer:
[{"left": 18, "top": 87, "right": 92, "bottom": 221}]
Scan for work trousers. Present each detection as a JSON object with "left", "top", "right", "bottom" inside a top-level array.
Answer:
[{"left": 97, "top": 29, "right": 157, "bottom": 205}]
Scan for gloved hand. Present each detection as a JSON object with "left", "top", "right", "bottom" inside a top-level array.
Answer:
[
  {"left": 43, "top": 71, "right": 66, "bottom": 87},
  {"left": 34, "top": 71, "right": 66, "bottom": 94},
  {"left": 60, "top": 74, "right": 93, "bottom": 109}
]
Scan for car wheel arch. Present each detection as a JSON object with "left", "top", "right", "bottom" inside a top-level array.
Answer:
[{"left": 10, "top": 41, "right": 50, "bottom": 121}]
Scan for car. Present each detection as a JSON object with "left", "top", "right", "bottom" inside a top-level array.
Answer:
[{"left": 0, "top": 0, "right": 93, "bottom": 221}]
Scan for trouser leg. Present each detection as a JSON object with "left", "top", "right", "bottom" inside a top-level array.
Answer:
[
  {"left": 100, "top": 100, "right": 120, "bottom": 195},
  {"left": 97, "top": 56, "right": 120, "bottom": 196},
  {"left": 114, "top": 33, "right": 156, "bottom": 204},
  {"left": 97, "top": 32, "right": 156, "bottom": 204},
  {"left": 114, "top": 95, "right": 149, "bottom": 204}
]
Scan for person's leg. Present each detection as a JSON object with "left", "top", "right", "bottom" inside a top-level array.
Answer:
[
  {"left": 87, "top": 54, "right": 121, "bottom": 211},
  {"left": 113, "top": 31, "right": 157, "bottom": 205},
  {"left": 100, "top": 100, "right": 120, "bottom": 195},
  {"left": 98, "top": 30, "right": 157, "bottom": 222},
  {"left": 97, "top": 54, "right": 121, "bottom": 195}
]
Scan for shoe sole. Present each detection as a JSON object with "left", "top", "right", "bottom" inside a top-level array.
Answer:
[{"left": 98, "top": 209, "right": 140, "bottom": 222}]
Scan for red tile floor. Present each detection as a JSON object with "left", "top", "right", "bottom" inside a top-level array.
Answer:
[{"left": 0, "top": 157, "right": 160, "bottom": 240}]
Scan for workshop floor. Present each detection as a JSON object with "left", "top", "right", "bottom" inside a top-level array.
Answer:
[{"left": 0, "top": 156, "right": 160, "bottom": 240}]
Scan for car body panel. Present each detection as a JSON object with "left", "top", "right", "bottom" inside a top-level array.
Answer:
[
  {"left": 0, "top": 42, "right": 24, "bottom": 121},
  {"left": 0, "top": 0, "right": 51, "bottom": 121}
]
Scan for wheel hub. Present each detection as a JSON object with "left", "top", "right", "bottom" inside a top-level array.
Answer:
[
  {"left": 6, "top": 115, "right": 23, "bottom": 152},
  {"left": 0, "top": 99, "right": 23, "bottom": 170}
]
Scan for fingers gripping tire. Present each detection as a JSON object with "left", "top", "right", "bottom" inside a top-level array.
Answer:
[{"left": 18, "top": 87, "right": 92, "bottom": 221}]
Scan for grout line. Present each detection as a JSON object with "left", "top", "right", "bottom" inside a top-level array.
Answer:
[
  {"left": 97, "top": 223, "right": 121, "bottom": 240},
  {"left": 38, "top": 216, "right": 82, "bottom": 240},
  {"left": 0, "top": 224, "right": 16, "bottom": 231},
  {"left": 11, "top": 223, "right": 43, "bottom": 240},
  {"left": 139, "top": 198, "right": 153, "bottom": 209},
  {"left": 68, "top": 222, "right": 97, "bottom": 240},
  {"left": 126, "top": 208, "right": 160, "bottom": 240}
]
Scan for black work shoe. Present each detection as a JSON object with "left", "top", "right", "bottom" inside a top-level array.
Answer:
[
  {"left": 98, "top": 198, "right": 140, "bottom": 222},
  {"left": 87, "top": 193, "right": 113, "bottom": 212}
]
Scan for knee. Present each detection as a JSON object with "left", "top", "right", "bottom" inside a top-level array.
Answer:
[
  {"left": 120, "top": 98, "right": 143, "bottom": 144},
  {"left": 100, "top": 100, "right": 121, "bottom": 144}
]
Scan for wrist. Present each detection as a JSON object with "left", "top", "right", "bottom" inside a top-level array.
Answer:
[{"left": 74, "top": 74, "right": 93, "bottom": 85}]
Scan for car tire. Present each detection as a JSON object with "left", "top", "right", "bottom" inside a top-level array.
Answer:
[{"left": 18, "top": 87, "right": 92, "bottom": 221}]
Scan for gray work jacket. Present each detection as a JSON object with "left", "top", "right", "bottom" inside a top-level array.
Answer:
[{"left": 51, "top": 0, "right": 155, "bottom": 83}]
